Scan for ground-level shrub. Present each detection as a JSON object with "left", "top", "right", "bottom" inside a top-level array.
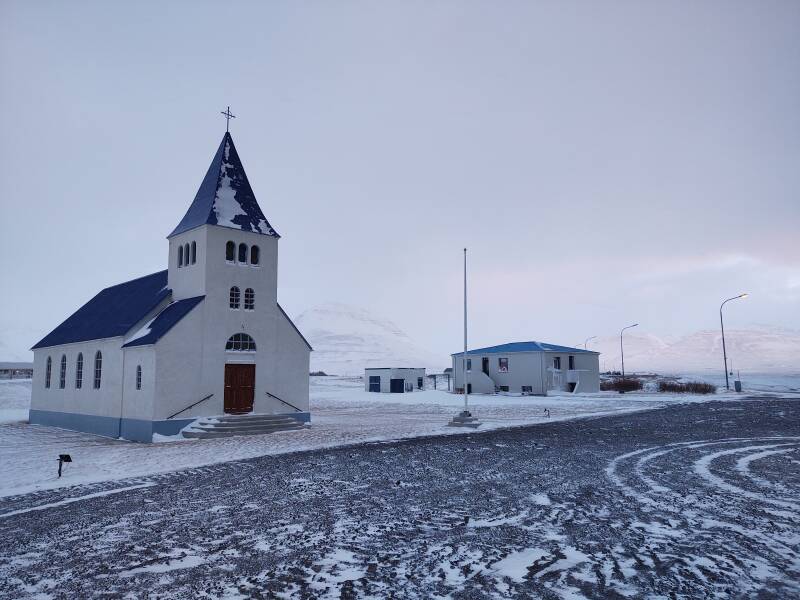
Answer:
[
  {"left": 658, "top": 381, "right": 716, "bottom": 394},
  {"left": 600, "top": 378, "right": 643, "bottom": 392}
]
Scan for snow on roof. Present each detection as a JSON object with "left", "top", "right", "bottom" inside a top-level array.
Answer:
[
  {"left": 451, "top": 341, "right": 598, "bottom": 356},
  {"left": 123, "top": 296, "right": 205, "bottom": 348},
  {"left": 169, "top": 132, "right": 279, "bottom": 238},
  {"left": 32, "top": 271, "right": 171, "bottom": 350}
]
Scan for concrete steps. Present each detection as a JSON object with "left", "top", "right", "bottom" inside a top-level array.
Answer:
[{"left": 182, "top": 414, "right": 307, "bottom": 439}]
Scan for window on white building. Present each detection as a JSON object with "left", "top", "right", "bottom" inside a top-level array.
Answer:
[
  {"left": 244, "top": 288, "right": 254, "bottom": 310},
  {"left": 568, "top": 355, "right": 575, "bottom": 370},
  {"left": 250, "top": 245, "right": 260, "bottom": 265},
  {"left": 45, "top": 356, "right": 52, "bottom": 388},
  {"left": 226, "top": 241, "right": 235, "bottom": 262},
  {"left": 94, "top": 351, "right": 102, "bottom": 389},
  {"left": 229, "top": 286, "right": 240, "bottom": 309},
  {"left": 498, "top": 357, "right": 509, "bottom": 372},
  {"left": 136, "top": 365, "right": 142, "bottom": 390},
  {"left": 553, "top": 357, "right": 562, "bottom": 370},
  {"left": 75, "top": 353, "right": 83, "bottom": 389},
  {"left": 238, "top": 243, "right": 248, "bottom": 263},
  {"left": 59, "top": 355, "right": 66, "bottom": 389},
  {"left": 225, "top": 333, "right": 256, "bottom": 352}
]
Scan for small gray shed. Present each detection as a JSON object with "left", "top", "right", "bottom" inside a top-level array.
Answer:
[{"left": 365, "top": 368, "right": 426, "bottom": 393}]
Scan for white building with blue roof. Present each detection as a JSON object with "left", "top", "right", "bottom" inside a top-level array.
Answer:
[
  {"left": 452, "top": 342, "right": 600, "bottom": 395},
  {"left": 30, "top": 131, "right": 312, "bottom": 442}
]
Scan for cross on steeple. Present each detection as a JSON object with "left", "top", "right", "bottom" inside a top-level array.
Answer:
[{"left": 220, "top": 106, "right": 236, "bottom": 132}]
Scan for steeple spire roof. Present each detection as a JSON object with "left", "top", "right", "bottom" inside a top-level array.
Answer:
[{"left": 169, "top": 132, "right": 279, "bottom": 238}]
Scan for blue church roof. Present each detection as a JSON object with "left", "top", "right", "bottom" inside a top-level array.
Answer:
[
  {"left": 452, "top": 341, "right": 598, "bottom": 356},
  {"left": 169, "top": 132, "right": 279, "bottom": 238},
  {"left": 123, "top": 296, "right": 205, "bottom": 348},
  {"left": 32, "top": 271, "right": 171, "bottom": 350}
]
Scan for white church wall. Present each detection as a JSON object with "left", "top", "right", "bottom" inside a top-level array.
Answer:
[
  {"left": 205, "top": 226, "right": 278, "bottom": 307},
  {"left": 152, "top": 303, "right": 209, "bottom": 420},
  {"left": 121, "top": 346, "right": 156, "bottom": 420},
  {"left": 30, "top": 338, "right": 127, "bottom": 438},
  {"left": 268, "top": 309, "right": 311, "bottom": 411},
  {"left": 168, "top": 227, "right": 208, "bottom": 301}
]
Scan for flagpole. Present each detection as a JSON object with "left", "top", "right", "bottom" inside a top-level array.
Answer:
[{"left": 463, "top": 247, "right": 468, "bottom": 413}]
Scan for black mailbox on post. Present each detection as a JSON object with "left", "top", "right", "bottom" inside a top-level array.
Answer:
[{"left": 57, "top": 454, "right": 72, "bottom": 478}]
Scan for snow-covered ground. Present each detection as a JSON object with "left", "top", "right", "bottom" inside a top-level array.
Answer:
[{"left": 0, "top": 377, "right": 796, "bottom": 499}]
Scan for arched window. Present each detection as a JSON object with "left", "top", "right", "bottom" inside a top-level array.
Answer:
[
  {"left": 75, "top": 353, "right": 83, "bottom": 389},
  {"left": 184, "top": 243, "right": 190, "bottom": 266},
  {"left": 244, "top": 288, "right": 255, "bottom": 310},
  {"left": 93, "top": 351, "right": 102, "bottom": 389},
  {"left": 178, "top": 245, "right": 183, "bottom": 267},
  {"left": 226, "top": 333, "right": 256, "bottom": 352},
  {"left": 45, "top": 356, "right": 52, "bottom": 388},
  {"left": 226, "top": 241, "right": 235, "bottom": 262},
  {"left": 191, "top": 241, "right": 197, "bottom": 264},
  {"left": 59, "top": 355, "right": 67, "bottom": 389},
  {"left": 250, "top": 245, "right": 260, "bottom": 266},
  {"left": 238, "top": 243, "right": 248, "bottom": 264},
  {"left": 229, "top": 286, "right": 241, "bottom": 309},
  {"left": 136, "top": 365, "right": 142, "bottom": 390}
]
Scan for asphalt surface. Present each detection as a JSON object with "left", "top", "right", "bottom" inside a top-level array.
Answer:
[{"left": 1, "top": 397, "right": 798, "bottom": 599}]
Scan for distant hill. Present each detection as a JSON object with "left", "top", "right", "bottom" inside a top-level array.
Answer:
[
  {"left": 590, "top": 325, "right": 800, "bottom": 374},
  {"left": 293, "top": 303, "right": 449, "bottom": 376}
]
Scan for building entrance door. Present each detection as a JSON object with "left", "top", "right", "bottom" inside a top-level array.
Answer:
[
  {"left": 390, "top": 378, "right": 404, "bottom": 393},
  {"left": 224, "top": 364, "right": 255, "bottom": 414}
]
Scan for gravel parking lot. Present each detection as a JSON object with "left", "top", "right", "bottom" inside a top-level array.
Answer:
[{"left": 1, "top": 397, "right": 798, "bottom": 599}]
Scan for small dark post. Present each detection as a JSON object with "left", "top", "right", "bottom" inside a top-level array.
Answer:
[{"left": 57, "top": 454, "right": 72, "bottom": 478}]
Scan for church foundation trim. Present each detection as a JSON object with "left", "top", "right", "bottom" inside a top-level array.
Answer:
[{"left": 28, "top": 409, "right": 196, "bottom": 443}]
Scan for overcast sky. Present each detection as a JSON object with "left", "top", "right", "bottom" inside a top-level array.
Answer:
[{"left": 1, "top": 1, "right": 798, "bottom": 361}]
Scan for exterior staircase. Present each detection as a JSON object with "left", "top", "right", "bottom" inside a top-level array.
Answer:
[{"left": 181, "top": 414, "right": 307, "bottom": 439}]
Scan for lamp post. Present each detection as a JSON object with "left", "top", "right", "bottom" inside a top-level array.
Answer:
[
  {"left": 620, "top": 324, "right": 638, "bottom": 379},
  {"left": 463, "top": 248, "right": 468, "bottom": 413},
  {"left": 584, "top": 336, "right": 597, "bottom": 350},
  {"left": 720, "top": 293, "right": 748, "bottom": 390}
]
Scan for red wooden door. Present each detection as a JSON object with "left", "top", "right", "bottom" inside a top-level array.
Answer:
[{"left": 224, "top": 364, "right": 255, "bottom": 414}]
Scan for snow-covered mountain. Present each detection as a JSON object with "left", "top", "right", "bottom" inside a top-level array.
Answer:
[
  {"left": 293, "top": 303, "right": 448, "bottom": 375},
  {"left": 590, "top": 325, "right": 800, "bottom": 374}
]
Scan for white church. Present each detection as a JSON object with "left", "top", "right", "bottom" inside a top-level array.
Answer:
[{"left": 30, "top": 129, "right": 312, "bottom": 442}]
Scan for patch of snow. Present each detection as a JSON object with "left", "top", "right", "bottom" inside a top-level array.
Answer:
[
  {"left": 530, "top": 493, "right": 551, "bottom": 506},
  {"left": 213, "top": 141, "right": 247, "bottom": 229},
  {"left": 492, "top": 547, "right": 549, "bottom": 582},
  {"left": 0, "top": 483, "right": 154, "bottom": 519},
  {"left": 118, "top": 554, "right": 205, "bottom": 577}
]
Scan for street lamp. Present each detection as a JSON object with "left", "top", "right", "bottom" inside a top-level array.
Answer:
[
  {"left": 720, "top": 293, "right": 748, "bottom": 391},
  {"left": 584, "top": 336, "right": 597, "bottom": 350},
  {"left": 620, "top": 324, "right": 638, "bottom": 379}
]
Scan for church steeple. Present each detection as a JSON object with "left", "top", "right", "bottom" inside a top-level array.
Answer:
[{"left": 169, "top": 132, "right": 279, "bottom": 238}]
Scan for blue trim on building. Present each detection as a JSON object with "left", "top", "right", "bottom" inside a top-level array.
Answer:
[
  {"left": 276, "top": 411, "right": 311, "bottom": 423},
  {"left": 29, "top": 409, "right": 122, "bottom": 439},
  {"left": 28, "top": 410, "right": 198, "bottom": 443},
  {"left": 28, "top": 409, "right": 310, "bottom": 441},
  {"left": 152, "top": 418, "right": 195, "bottom": 437}
]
